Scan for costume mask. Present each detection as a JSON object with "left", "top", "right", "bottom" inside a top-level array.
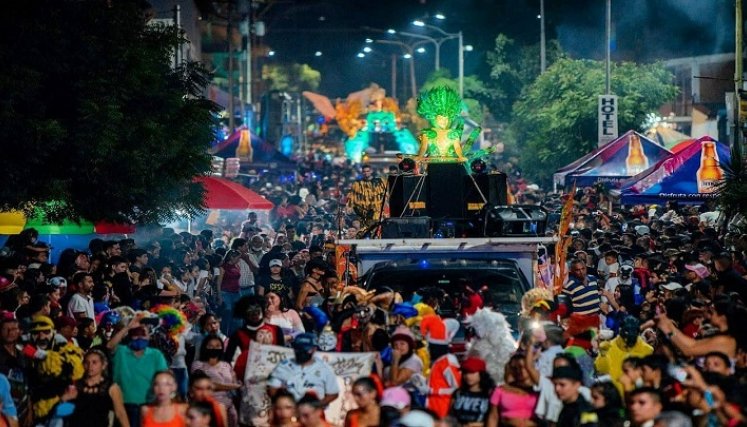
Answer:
[{"left": 619, "top": 317, "right": 640, "bottom": 348}]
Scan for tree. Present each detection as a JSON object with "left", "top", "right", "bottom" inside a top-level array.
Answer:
[
  {"left": 485, "top": 34, "right": 564, "bottom": 122},
  {"left": 0, "top": 1, "right": 219, "bottom": 223},
  {"left": 262, "top": 63, "right": 321, "bottom": 92},
  {"left": 512, "top": 59, "right": 678, "bottom": 185}
]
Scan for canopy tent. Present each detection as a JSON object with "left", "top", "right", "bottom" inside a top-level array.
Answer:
[
  {"left": 210, "top": 126, "right": 295, "bottom": 166},
  {"left": 619, "top": 136, "right": 729, "bottom": 205},
  {"left": 649, "top": 126, "right": 691, "bottom": 149},
  {"left": 554, "top": 130, "right": 672, "bottom": 190},
  {"left": 196, "top": 176, "right": 274, "bottom": 210}
]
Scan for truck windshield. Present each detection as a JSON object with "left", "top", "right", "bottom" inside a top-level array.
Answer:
[{"left": 366, "top": 261, "right": 527, "bottom": 328}]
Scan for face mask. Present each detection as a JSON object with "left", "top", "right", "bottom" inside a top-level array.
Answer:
[
  {"left": 203, "top": 348, "right": 223, "bottom": 359},
  {"left": 129, "top": 338, "right": 149, "bottom": 351},
  {"left": 294, "top": 349, "right": 314, "bottom": 364}
]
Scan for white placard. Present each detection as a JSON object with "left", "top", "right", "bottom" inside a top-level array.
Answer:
[{"left": 241, "top": 341, "right": 375, "bottom": 426}]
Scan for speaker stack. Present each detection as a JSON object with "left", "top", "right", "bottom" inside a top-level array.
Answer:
[{"left": 381, "top": 161, "right": 544, "bottom": 239}]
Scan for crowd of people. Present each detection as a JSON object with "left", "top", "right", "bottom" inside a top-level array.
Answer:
[{"left": 0, "top": 158, "right": 746, "bottom": 427}]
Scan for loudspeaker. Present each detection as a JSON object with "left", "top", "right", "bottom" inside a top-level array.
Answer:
[
  {"left": 464, "top": 173, "right": 508, "bottom": 214},
  {"left": 483, "top": 205, "right": 548, "bottom": 237},
  {"left": 381, "top": 217, "right": 431, "bottom": 238},
  {"left": 427, "top": 163, "right": 466, "bottom": 218},
  {"left": 388, "top": 175, "right": 428, "bottom": 217}
]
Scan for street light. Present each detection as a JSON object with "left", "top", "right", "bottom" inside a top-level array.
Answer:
[
  {"left": 315, "top": 51, "right": 323, "bottom": 57},
  {"left": 416, "top": 47, "right": 426, "bottom": 53},
  {"left": 365, "top": 38, "right": 373, "bottom": 43},
  {"left": 268, "top": 50, "right": 276, "bottom": 57},
  {"left": 357, "top": 52, "right": 365, "bottom": 58},
  {"left": 434, "top": 13, "right": 446, "bottom": 20},
  {"left": 369, "top": 38, "right": 429, "bottom": 98},
  {"left": 386, "top": 28, "right": 396, "bottom": 34},
  {"left": 363, "top": 46, "right": 372, "bottom": 53},
  {"left": 403, "top": 53, "right": 412, "bottom": 59},
  {"left": 408, "top": 19, "right": 465, "bottom": 96}
]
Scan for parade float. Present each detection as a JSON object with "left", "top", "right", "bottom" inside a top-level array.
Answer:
[{"left": 334, "top": 84, "right": 419, "bottom": 162}]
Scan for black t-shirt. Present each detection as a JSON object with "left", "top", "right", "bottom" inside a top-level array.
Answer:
[
  {"left": 256, "top": 273, "right": 296, "bottom": 300},
  {"left": 557, "top": 396, "right": 598, "bottom": 427},
  {"left": 450, "top": 388, "right": 491, "bottom": 424}
]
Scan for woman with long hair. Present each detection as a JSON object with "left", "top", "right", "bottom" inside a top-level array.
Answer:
[
  {"left": 590, "top": 381, "right": 624, "bottom": 427},
  {"left": 450, "top": 357, "right": 495, "bottom": 427},
  {"left": 344, "top": 377, "right": 381, "bottom": 427},
  {"left": 69, "top": 349, "right": 130, "bottom": 427},
  {"left": 486, "top": 353, "right": 539, "bottom": 427},
  {"left": 191, "top": 335, "right": 240, "bottom": 427},
  {"left": 656, "top": 295, "right": 746, "bottom": 359},
  {"left": 295, "top": 259, "right": 328, "bottom": 311},
  {"left": 265, "top": 291, "right": 305, "bottom": 342},
  {"left": 270, "top": 390, "right": 299, "bottom": 427},
  {"left": 141, "top": 370, "right": 188, "bottom": 427}
]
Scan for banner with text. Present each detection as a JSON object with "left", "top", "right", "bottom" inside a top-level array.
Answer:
[
  {"left": 598, "top": 95, "right": 619, "bottom": 146},
  {"left": 241, "top": 341, "right": 375, "bottom": 426}
]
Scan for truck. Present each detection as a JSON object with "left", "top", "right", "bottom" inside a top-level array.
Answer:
[{"left": 338, "top": 236, "right": 556, "bottom": 333}]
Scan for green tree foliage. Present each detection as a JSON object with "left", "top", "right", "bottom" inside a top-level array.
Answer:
[
  {"left": 512, "top": 59, "right": 678, "bottom": 185},
  {"left": 486, "top": 34, "right": 564, "bottom": 122},
  {"left": 262, "top": 63, "right": 321, "bottom": 92},
  {"left": 0, "top": 1, "right": 219, "bottom": 223}
]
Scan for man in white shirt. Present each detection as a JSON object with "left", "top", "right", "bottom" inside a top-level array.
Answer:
[
  {"left": 267, "top": 333, "right": 340, "bottom": 406},
  {"left": 67, "top": 272, "right": 96, "bottom": 325}
]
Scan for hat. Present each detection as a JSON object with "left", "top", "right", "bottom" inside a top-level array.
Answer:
[
  {"left": 461, "top": 356, "right": 487, "bottom": 373},
  {"left": 381, "top": 386, "right": 411, "bottom": 409},
  {"left": 635, "top": 225, "right": 650, "bottom": 236},
  {"left": 663, "top": 249, "right": 681, "bottom": 258},
  {"left": 685, "top": 263, "right": 710, "bottom": 279},
  {"left": 551, "top": 365, "right": 582, "bottom": 382},
  {"left": 390, "top": 326, "right": 416, "bottom": 349},
  {"left": 292, "top": 333, "right": 318, "bottom": 350},
  {"left": 661, "top": 282, "right": 684, "bottom": 291},
  {"left": 54, "top": 316, "right": 77, "bottom": 330},
  {"left": 444, "top": 318, "right": 460, "bottom": 342},
  {"left": 29, "top": 316, "right": 55, "bottom": 333},
  {"left": 47, "top": 277, "right": 68, "bottom": 288},
  {"left": 392, "top": 303, "right": 418, "bottom": 319},
  {"left": 0, "top": 277, "right": 16, "bottom": 293},
  {"left": 399, "top": 410, "right": 434, "bottom": 427},
  {"left": 269, "top": 259, "right": 283, "bottom": 268}
]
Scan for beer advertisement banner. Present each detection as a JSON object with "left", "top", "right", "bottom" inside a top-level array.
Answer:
[
  {"left": 620, "top": 136, "right": 730, "bottom": 204},
  {"left": 241, "top": 341, "right": 375, "bottom": 426},
  {"left": 555, "top": 130, "right": 672, "bottom": 189}
]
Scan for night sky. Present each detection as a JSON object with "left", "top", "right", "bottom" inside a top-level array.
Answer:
[{"left": 259, "top": 0, "right": 735, "bottom": 97}]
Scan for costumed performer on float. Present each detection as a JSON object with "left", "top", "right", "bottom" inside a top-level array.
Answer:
[
  {"left": 464, "top": 308, "right": 517, "bottom": 384},
  {"left": 415, "top": 86, "right": 482, "bottom": 163}
]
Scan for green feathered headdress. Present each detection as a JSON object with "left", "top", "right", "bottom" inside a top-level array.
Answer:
[{"left": 417, "top": 86, "right": 462, "bottom": 122}]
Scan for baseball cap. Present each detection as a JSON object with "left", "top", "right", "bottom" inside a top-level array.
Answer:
[
  {"left": 54, "top": 316, "right": 78, "bottom": 330},
  {"left": 48, "top": 277, "right": 68, "bottom": 288},
  {"left": 635, "top": 225, "right": 650, "bottom": 236},
  {"left": 269, "top": 259, "right": 283, "bottom": 268},
  {"left": 380, "top": 386, "right": 411, "bottom": 410},
  {"left": 661, "top": 282, "right": 684, "bottom": 291},
  {"left": 292, "top": 333, "right": 318, "bottom": 350},
  {"left": 685, "top": 263, "right": 709, "bottom": 279},
  {"left": 461, "top": 356, "right": 487, "bottom": 373}
]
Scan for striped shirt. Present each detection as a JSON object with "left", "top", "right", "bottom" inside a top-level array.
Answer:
[{"left": 563, "top": 275, "right": 601, "bottom": 315}]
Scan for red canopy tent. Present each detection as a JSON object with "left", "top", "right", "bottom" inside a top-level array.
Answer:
[{"left": 195, "top": 176, "right": 274, "bottom": 210}]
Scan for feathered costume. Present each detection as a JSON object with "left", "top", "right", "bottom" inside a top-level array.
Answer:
[{"left": 465, "top": 308, "right": 517, "bottom": 384}]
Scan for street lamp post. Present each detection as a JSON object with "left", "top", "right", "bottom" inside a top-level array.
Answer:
[
  {"left": 409, "top": 21, "right": 464, "bottom": 97},
  {"left": 370, "top": 39, "right": 429, "bottom": 98}
]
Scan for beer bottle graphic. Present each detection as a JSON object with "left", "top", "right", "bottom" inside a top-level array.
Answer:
[
  {"left": 625, "top": 134, "right": 649, "bottom": 175},
  {"left": 696, "top": 141, "right": 723, "bottom": 193}
]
